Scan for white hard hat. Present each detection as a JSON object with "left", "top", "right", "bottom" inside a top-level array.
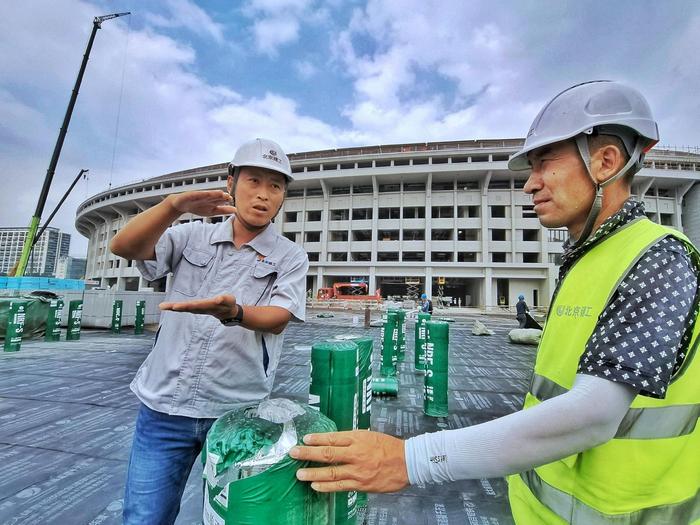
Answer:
[
  {"left": 229, "top": 138, "right": 293, "bottom": 182},
  {"left": 509, "top": 80, "right": 659, "bottom": 171}
]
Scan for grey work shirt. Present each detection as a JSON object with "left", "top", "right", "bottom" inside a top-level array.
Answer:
[{"left": 133, "top": 216, "right": 309, "bottom": 418}]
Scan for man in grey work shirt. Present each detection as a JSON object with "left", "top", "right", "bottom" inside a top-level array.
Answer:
[{"left": 110, "top": 138, "right": 308, "bottom": 525}]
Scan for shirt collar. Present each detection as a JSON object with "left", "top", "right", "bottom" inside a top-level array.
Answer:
[
  {"left": 560, "top": 198, "right": 646, "bottom": 271},
  {"left": 209, "top": 215, "right": 278, "bottom": 257}
]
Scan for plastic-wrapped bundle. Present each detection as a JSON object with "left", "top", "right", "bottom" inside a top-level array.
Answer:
[
  {"left": 203, "top": 398, "right": 336, "bottom": 525},
  {"left": 424, "top": 321, "right": 449, "bottom": 417}
]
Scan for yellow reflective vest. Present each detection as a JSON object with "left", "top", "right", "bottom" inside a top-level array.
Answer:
[{"left": 508, "top": 217, "right": 700, "bottom": 524}]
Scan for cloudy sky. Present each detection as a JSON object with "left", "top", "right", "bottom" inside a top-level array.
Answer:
[{"left": 1, "top": 0, "right": 699, "bottom": 256}]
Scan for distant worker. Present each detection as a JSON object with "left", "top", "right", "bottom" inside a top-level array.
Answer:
[
  {"left": 110, "top": 138, "right": 309, "bottom": 525},
  {"left": 291, "top": 81, "right": 700, "bottom": 524},
  {"left": 420, "top": 293, "right": 433, "bottom": 314},
  {"left": 515, "top": 294, "right": 529, "bottom": 328}
]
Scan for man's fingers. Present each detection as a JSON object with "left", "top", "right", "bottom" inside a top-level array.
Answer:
[
  {"left": 214, "top": 205, "right": 237, "bottom": 215},
  {"left": 308, "top": 480, "right": 356, "bottom": 493},
  {"left": 290, "top": 444, "right": 351, "bottom": 465},
  {"left": 302, "top": 431, "right": 355, "bottom": 447},
  {"left": 296, "top": 465, "right": 355, "bottom": 487}
]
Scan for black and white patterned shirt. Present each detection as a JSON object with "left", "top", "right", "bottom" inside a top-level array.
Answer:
[{"left": 558, "top": 200, "right": 699, "bottom": 399}]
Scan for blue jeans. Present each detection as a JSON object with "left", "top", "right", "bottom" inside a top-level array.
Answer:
[{"left": 123, "top": 403, "right": 216, "bottom": 525}]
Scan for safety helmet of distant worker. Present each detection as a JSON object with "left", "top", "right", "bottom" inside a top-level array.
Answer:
[
  {"left": 508, "top": 80, "right": 659, "bottom": 245},
  {"left": 421, "top": 293, "right": 428, "bottom": 299},
  {"left": 518, "top": 294, "right": 525, "bottom": 300},
  {"left": 228, "top": 138, "right": 293, "bottom": 183}
]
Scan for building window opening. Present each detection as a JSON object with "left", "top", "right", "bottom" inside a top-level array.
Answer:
[
  {"left": 458, "top": 252, "right": 477, "bottom": 262},
  {"left": 431, "top": 229, "right": 453, "bottom": 241},
  {"left": 378, "top": 252, "right": 399, "bottom": 262},
  {"left": 490, "top": 205, "right": 507, "bottom": 218},
  {"left": 330, "top": 209, "right": 349, "bottom": 221},
  {"left": 351, "top": 252, "right": 371, "bottom": 262},
  {"left": 352, "top": 208, "right": 372, "bottom": 220},
  {"left": 379, "top": 207, "right": 401, "bottom": 219},
  {"left": 491, "top": 229, "right": 507, "bottom": 241},
  {"left": 403, "top": 229, "right": 425, "bottom": 241},
  {"left": 403, "top": 252, "right": 425, "bottom": 262},
  {"left": 403, "top": 207, "right": 425, "bottom": 218},
  {"left": 432, "top": 181, "right": 454, "bottom": 191},
  {"left": 329, "top": 231, "right": 348, "bottom": 241},
  {"left": 458, "top": 229, "right": 479, "bottom": 241},
  {"left": 352, "top": 230, "right": 372, "bottom": 242},
  {"left": 379, "top": 230, "right": 400, "bottom": 241},
  {"left": 307, "top": 210, "right": 322, "bottom": 222},
  {"left": 305, "top": 232, "right": 321, "bottom": 242},
  {"left": 431, "top": 252, "right": 453, "bottom": 262},
  {"left": 431, "top": 206, "right": 454, "bottom": 219},
  {"left": 523, "top": 229, "right": 539, "bottom": 242}
]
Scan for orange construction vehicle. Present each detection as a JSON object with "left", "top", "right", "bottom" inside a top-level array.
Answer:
[{"left": 317, "top": 282, "right": 382, "bottom": 301}]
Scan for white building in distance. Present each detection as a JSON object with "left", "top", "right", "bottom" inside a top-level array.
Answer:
[
  {"left": 75, "top": 139, "right": 700, "bottom": 308},
  {"left": 0, "top": 227, "right": 70, "bottom": 277}
]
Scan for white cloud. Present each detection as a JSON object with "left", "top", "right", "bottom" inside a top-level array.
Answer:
[
  {"left": 144, "top": 0, "right": 225, "bottom": 43},
  {"left": 243, "top": 0, "right": 317, "bottom": 56},
  {"left": 294, "top": 60, "right": 318, "bottom": 79}
]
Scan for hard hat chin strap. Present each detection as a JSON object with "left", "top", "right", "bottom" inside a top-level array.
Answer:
[{"left": 572, "top": 133, "right": 645, "bottom": 246}]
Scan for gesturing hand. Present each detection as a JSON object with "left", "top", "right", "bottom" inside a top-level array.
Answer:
[
  {"left": 289, "top": 430, "right": 409, "bottom": 493},
  {"left": 159, "top": 294, "right": 238, "bottom": 321},
  {"left": 168, "top": 190, "right": 237, "bottom": 217}
]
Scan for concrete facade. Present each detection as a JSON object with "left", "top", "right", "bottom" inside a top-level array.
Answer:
[{"left": 75, "top": 140, "right": 700, "bottom": 308}]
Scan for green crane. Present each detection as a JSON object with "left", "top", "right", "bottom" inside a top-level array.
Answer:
[{"left": 14, "top": 12, "right": 130, "bottom": 277}]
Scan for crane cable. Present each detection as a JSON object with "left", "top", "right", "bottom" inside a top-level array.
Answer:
[{"left": 108, "top": 14, "right": 132, "bottom": 189}]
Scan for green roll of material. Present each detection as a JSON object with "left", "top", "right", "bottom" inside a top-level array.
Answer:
[
  {"left": 3, "top": 301, "right": 26, "bottom": 352},
  {"left": 45, "top": 298, "right": 64, "bottom": 342},
  {"left": 424, "top": 321, "right": 449, "bottom": 417},
  {"left": 134, "top": 300, "right": 146, "bottom": 335},
  {"left": 353, "top": 336, "right": 373, "bottom": 509},
  {"left": 353, "top": 337, "right": 373, "bottom": 431},
  {"left": 111, "top": 299, "right": 123, "bottom": 334},
  {"left": 414, "top": 312, "right": 431, "bottom": 371},
  {"left": 392, "top": 309, "right": 407, "bottom": 362},
  {"left": 309, "top": 341, "right": 359, "bottom": 525},
  {"left": 380, "top": 311, "right": 399, "bottom": 377},
  {"left": 203, "top": 399, "right": 336, "bottom": 525},
  {"left": 371, "top": 376, "right": 399, "bottom": 396},
  {"left": 66, "top": 300, "right": 83, "bottom": 341}
]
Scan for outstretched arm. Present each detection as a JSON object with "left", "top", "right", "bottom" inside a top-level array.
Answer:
[
  {"left": 291, "top": 374, "right": 636, "bottom": 492},
  {"left": 159, "top": 295, "right": 292, "bottom": 334},
  {"left": 110, "top": 190, "right": 235, "bottom": 261}
]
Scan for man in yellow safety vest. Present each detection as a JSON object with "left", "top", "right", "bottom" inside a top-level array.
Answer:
[{"left": 291, "top": 81, "right": 700, "bottom": 524}]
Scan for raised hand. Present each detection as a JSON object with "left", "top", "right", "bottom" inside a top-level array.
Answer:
[
  {"left": 290, "top": 430, "right": 409, "bottom": 493},
  {"left": 159, "top": 294, "right": 238, "bottom": 321},
  {"left": 168, "top": 190, "right": 237, "bottom": 217}
]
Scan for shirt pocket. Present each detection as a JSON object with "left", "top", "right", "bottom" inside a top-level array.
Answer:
[
  {"left": 245, "top": 262, "right": 278, "bottom": 305},
  {"left": 172, "top": 246, "right": 215, "bottom": 297}
]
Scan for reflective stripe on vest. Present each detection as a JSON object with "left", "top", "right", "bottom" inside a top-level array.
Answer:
[
  {"left": 521, "top": 469, "right": 700, "bottom": 524},
  {"left": 531, "top": 374, "right": 700, "bottom": 439}
]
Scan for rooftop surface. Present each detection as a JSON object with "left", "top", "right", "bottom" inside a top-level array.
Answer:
[{"left": 0, "top": 312, "right": 535, "bottom": 524}]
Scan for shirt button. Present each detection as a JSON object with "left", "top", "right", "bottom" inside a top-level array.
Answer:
[{"left": 229, "top": 251, "right": 234, "bottom": 256}]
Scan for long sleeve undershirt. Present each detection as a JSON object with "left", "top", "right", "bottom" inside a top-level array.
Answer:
[{"left": 405, "top": 374, "right": 637, "bottom": 484}]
